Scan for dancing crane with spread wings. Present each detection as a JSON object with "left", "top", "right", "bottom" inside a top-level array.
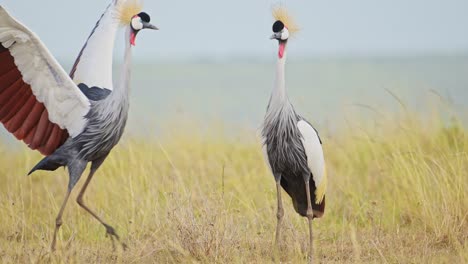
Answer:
[{"left": 0, "top": 0, "right": 158, "bottom": 250}]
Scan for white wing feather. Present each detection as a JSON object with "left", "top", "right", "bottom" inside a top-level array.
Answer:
[
  {"left": 0, "top": 6, "right": 90, "bottom": 137},
  {"left": 297, "top": 120, "right": 325, "bottom": 188}
]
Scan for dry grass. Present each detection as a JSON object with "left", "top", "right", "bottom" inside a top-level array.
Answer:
[{"left": 0, "top": 110, "right": 467, "bottom": 263}]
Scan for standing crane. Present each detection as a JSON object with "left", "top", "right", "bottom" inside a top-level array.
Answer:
[
  {"left": 262, "top": 8, "right": 327, "bottom": 263},
  {"left": 0, "top": 0, "right": 157, "bottom": 251}
]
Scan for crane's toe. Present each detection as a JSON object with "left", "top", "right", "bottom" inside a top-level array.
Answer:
[
  {"left": 104, "top": 224, "right": 119, "bottom": 239},
  {"left": 103, "top": 223, "right": 127, "bottom": 251}
]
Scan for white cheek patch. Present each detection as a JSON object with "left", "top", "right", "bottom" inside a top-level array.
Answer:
[
  {"left": 131, "top": 17, "right": 143, "bottom": 30},
  {"left": 281, "top": 28, "right": 290, "bottom": 40}
]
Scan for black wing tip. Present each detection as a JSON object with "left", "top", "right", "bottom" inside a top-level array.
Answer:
[{"left": 27, "top": 166, "right": 38, "bottom": 176}]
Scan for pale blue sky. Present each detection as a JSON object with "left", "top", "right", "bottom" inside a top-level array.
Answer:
[{"left": 2, "top": 0, "right": 468, "bottom": 61}]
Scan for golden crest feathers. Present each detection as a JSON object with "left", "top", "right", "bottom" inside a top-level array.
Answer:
[
  {"left": 272, "top": 6, "right": 299, "bottom": 35},
  {"left": 115, "top": 0, "right": 143, "bottom": 25}
]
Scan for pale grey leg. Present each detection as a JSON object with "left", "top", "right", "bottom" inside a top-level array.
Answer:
[
  {"left": 76, "top": 155, "right": 126, "bottom": 250},
  {"left": 51, "top": 159, "right": 87, "bottom": 251},
  {"left": 305, "top": 180, "right": 314, "bottom": 264},
  {"left": 275, "top": 178, "right": 284, "bottom": 248},
  {"left": 50, "top": 190, "right": 71, "bottom": 251}
]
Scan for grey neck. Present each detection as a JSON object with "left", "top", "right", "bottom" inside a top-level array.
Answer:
[
  {"left": 266, "top": 43, "right": 293, "bottom": 116},
  {"left": 115, "top": 26, "right": 133, "bottom": 101},
  {"left": 107, "top": 26, "right": 132, "bottom": 102},
  {"left": 262, "top": 42, "right": 299, "bottom": 144},
  {"left": 97, "top": 26, "right": 132, "bottom": 119}
]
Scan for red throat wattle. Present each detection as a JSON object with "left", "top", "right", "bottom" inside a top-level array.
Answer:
[
  {"left": 130, "top": 31, "right": 136, "bottom": 46},
  {"left": 278, "top": 42, "right": 285, "bottom": 59}
]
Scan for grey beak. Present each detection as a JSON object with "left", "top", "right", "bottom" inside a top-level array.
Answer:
[
  {"left": 270, "top": 32, "right": 281, "bottom": 40},
  {"left": 143, "top": 22, "right": 159, "bottom": 30}
]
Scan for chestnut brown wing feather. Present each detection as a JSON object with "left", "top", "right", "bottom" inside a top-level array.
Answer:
[{"left": 0, "top": 46, "right": 68, "bottom": 155}]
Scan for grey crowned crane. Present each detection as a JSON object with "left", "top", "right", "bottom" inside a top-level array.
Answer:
[
  {"left": 0, "top": 0, "right": 157, "bottom": 250},
  {"left": 262, "top": 8, "right": 327, "bottom": 262}
]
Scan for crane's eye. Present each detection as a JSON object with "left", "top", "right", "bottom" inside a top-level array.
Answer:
[
  {"left": 272, "top": 20, "right": 284, "bottom": 33},
  {"left": 131, "top": 16, "right": 143, "bottom": 31}
]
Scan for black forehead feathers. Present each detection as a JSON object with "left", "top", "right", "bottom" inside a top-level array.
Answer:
[
  {"left": 272, "top": 20, "right": 284, "bottom": 33},
  {"left": 138, "top": 12, "right": 150, "bottom": 23}
]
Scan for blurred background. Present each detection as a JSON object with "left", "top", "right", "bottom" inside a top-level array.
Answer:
[{"left": 2, "top": 0, "right": 468, "bottom": 134}]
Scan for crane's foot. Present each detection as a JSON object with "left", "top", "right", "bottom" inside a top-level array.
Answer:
[
  {"left": 272, "top": 247, "right": 281, "bottom": 263},
  {"left": 50, "top": 232, "right": 58, "bottom": 252},
  {"left": 50, "top": 239, "right": 57, "bottom": 252},
  {"left": 273, "top": 220, "right": 283, "bottom": 262},
  {"left": 104, "top": 223, "right": 127, "bottom": 251},
  {"left": 50, "top": 217, "right": 64, "bottom": 252},
  {"left": 306, "top": 209, "right": 314, "bottom": 264}
]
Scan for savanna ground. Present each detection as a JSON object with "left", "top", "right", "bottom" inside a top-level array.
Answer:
[{"left": 0, "top": 108, "right": 467, "bottom": 263}]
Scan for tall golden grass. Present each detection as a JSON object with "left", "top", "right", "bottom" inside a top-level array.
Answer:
[{"left": 0, "top": 108, "right": 467, "bottom": 263}]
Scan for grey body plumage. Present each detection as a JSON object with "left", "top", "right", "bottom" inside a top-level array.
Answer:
[
  {"left": 263, "top": 100, "right": 308, "bottom": 175},
  {"left": 262, "top": 95, "right": 323, "bottom": 216},
  {"left": 29, "top": 88, "right": 129, "bottom": 189}
]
